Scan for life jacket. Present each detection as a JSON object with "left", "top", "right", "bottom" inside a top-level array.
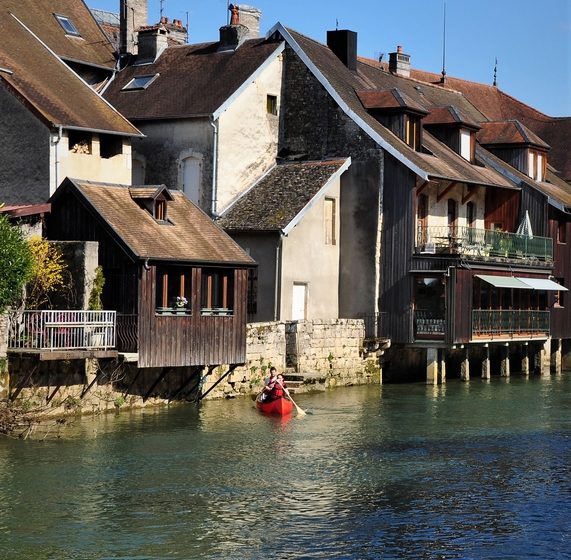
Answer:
[{"left": 268, "top": 381, "right": 285, "bottom": 400}]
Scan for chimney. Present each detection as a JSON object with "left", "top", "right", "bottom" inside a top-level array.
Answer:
[
  {"left": 218, "top": 4, "right": 249, "bottom": 51},
  {"left": 389, "top": 45, "right": 410, "bottom": 77},
  {"left": 327, "top": 30, "right": 357, "bottom": 71},
  {"left": 137, "top": 25, "right": 168, "bottom": 61},
  {"left": 120, "top": 0, "right": 148, "bottom": 55},
  {"left": 236, "top": 4, "right": 261, "bottom": 38}
]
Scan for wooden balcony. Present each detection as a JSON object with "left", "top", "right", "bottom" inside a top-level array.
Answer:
[
  {"left": 7, "top": 310, "right": 117, "bottom": 360},
  {"left": 472, "top": 310, "right": 549, "bottom": 339},
  {"left": 414, "top": 310, "right": 445, "bottom": 339},
  {"left": 416, "top": 226, "right": 553, "bottom": 263}
]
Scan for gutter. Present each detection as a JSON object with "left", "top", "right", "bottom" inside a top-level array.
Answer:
[
  {"left": 52, "top": 125, "right": 63, "bottom": 194},
  {"left": 274, "top": 234, "right": 283, "bottom": 321},
  {"left": 210, "top": 117, "right": 219, "bottom": 216}
]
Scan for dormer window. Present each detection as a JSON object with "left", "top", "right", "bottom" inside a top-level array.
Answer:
[
  {"left": 528, "top": 149, "right": 546, "bottom": 182},
  {"left": 405, "top": 115, "right": 421, "bottom": 151},
  {"left": 155, "top": 199, "right": 167, "bottom": 221},
  {"left": 460, "top": 128, "right": 472, "bottom": 161},
  {"left": 54, "top": 14, "right": 80, "bottom": 37}
]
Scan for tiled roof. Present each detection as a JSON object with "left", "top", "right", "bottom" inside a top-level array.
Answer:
[
  {"left": 423, "top": 106, "right": 480, "bottom": 129},
  {"left": 356, "top": 88, "right": 428, "bottom": 113},
  {"left": 53, "top": 179, "right": 255, "bottom": 265},
  {"left": 285, "top": 28, "right": 515, "bottom": 188},
  {"left": 478, "top": 120, "right": 550, "bottom": 149},
  {"left": 4, "top": 0, "right": 115, "bottom": 69},
  {"left": 0, "top": 14, "right": 141, "bottom": 136},
  {"left": 103, "top": 38, "right": 283, "bottom": 120},
  {"left": 218, "top": 160, "right": 348, "bottom": 231}
]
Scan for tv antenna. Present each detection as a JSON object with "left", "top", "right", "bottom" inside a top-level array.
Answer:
[{"left": 441, "top": 2, "right": 447, "bottom": 82}]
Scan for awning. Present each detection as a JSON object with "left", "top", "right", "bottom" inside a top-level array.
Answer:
[
  {"left": 475, "top": 275, "right": 532, "bottom": 289},
  {"left": 518, "top": 278, "right": 568, "bottom": 291},
  {"left": 475, "top": 275, "right": 567, "bottom": 291}
]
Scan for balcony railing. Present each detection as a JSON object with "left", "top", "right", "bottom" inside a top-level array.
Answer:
[
  {"left": 415, "top": 310, "right": 446, "bottom": 338},
  {"left": 472, "top": 310, "right": 549, "bottom": 338},
  {"left": 417, "top": 226, "right": 553, "bottom": 262},
  {"left": 116, "top": 313, "right": 138, "bottom": 353},
  {"left": 8, "top": 310, "right": 116, "bottom": 351}
]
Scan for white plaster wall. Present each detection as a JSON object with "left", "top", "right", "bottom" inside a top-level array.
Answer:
[
  {"left": 280, "top": 177, "right": 341, "bottom": 320},
  {"left": 422, "top": 183, "right": 486, "bottom": 231},
  {"left": 53, "top": 133, "right": 132, "bottom": 192},
  {"left": 216, "top": 53, "right": 283, "bottom": 211}
]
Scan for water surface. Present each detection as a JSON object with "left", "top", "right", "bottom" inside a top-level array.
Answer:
[{"left": 1, "top": 375, "right": 570, "bottom": 559}]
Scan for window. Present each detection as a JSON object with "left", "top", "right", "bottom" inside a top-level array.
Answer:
[
  {"left": 100, "top": 134, "right": 123, "bottom": 159},
  {"left": 558, "top": 221, "right": 567, "bottom": 244},
  {"left": 55, "top": 14, "right": 80, "bottom": 36},
  {"left": 417, "top": 193, "right": 428, "bottom": 245},
  {"left": 155, "top": 267, "right": 191, "bottom": 313},
  {"left": 528, "top": 149, "right": 546, "bottom": 181},
  {"left": 447, "top": 198, "right": 457, "bottom": 237},
  {"left": 554, "top": 279, "right": 565, "bottom": 308},
  {"left": 155, "top": 199, "right": 167, "bottom": 221},
  {"left": 324, "top": 197, "right": 336, "bottom": 245},
  {"left": 266, "top": 94, "right": 278, "bottom": 116},
  {"left": 460, "top": 128, "right": 472, "bottom": 161},
  {"left": 405, "top": 115, "right": 420, "bottom": 150},
  {"left": 181, "top": 156, "right": 201, "bottom": 205},
  {"left": 247, "top": 268, "right": 258, "bottom": 318},
  {"left": 122, "top": 74, "right": 159, "bottom": 91},
  {"left": 68, "top": 130, "right": 92, "bottom": 154},
  {"left": 201, "top": 269, "right": 234, "bottom": 315}
]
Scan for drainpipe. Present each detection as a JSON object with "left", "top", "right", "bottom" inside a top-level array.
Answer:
[
  {"left": 210, "top": 117, "right": 219, "bottom": 217},
  {"left": 274, "top": 234, "right": 283, "bottom": 321},
  {"left": 53, "top": 125, "right": 63, "bottom": 194}
]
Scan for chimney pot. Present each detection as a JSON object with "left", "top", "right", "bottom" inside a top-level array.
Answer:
[{"left": 397, "top": 45, "right": 403, "bottom": 53}]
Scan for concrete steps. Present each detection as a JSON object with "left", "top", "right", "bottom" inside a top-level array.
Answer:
[{"left": 282, "top": 371, "right": 328, "bottom": 394}]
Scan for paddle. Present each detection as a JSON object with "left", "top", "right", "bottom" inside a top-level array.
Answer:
[{"left": 277, "top": 380, "right": 306, "bottom": 417}]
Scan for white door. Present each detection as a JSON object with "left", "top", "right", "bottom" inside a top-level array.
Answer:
[
  {"left": 182, "top": 157, "right": 201, "bottom": 205},
  {"left": 292, "top": 283, "right": 307, "bottom": 320}
]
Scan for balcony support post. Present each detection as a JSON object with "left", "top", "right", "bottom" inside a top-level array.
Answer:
[
  {"left": 539, "top": 339, "right": 551, "bottom": 376},
  {"left": 439, "top": 348, "right": 446, "bottom": 383},
  {"left": 521, "top": 342, "right": 530, "bottom": 376},
  {"left": 460, "top": 346, "right": 470, "bottom": 381},
  {"left": 551, "top": 338, "right": 562, "bottom": 375},
  {"left": 481, "top": 344, "right": 491, "bottom": 379},
  {"left": 426, "top": 347, "right": 438, "bottom": 385},
  {"left": 500, "top": 343, "right": 510, "bottom": 377}
]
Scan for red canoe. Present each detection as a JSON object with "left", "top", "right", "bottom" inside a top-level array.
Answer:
[{"left": 256, "top": 395, "right": 294, "bottom": 416}]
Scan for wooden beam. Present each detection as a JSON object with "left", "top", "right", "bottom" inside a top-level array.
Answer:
[
  {"left": 199, "top": 364, "right": 239, "bottom": 401},
  {"left": 437, "top": 181, "right": 458, "bottom": 202},
  {"left": 462, "top": 186, "right": 477, "bottom": 204},
  {"left": 416, "top": 180, "right": 429, "bottom": 195},
  {"left": 46, "top": 385, "right": 62, "bottom": 404},
  {"left": 9, "top": 363, "right": 38, "bottom": 401},
  {"left": 143, "top": 367, "right": 172, "bottom": 402},
  {"left": 169, "top": 366, "right": 201, "bottom": 402}
]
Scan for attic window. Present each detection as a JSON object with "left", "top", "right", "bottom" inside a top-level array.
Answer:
[
  {"left": 68, "top": 130, "right": 92, "bottom": 154},
  {"left": 405, "top": 115, "right": 421, "bottom": 151},
  {"left": 122, "top": 74, "right": 159, "bottom": 91},
  {"left": 267, "top": 95, "right": 278, "bottom": 115},
  {"left": 155, "top": 199, "right": 168, "bottom": 221},
  {"left": 528, "top": 149, "right": 546, "bottom": 182},
  {"left": 54, "top": 14, "right": 80, "bottom": 37},
  {"left": 100, "top": 134, "right": 123, "bottom": 159}
]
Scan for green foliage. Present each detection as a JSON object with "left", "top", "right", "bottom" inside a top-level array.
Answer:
[
  {"left": 0, "top": 214, "right": 33, "bottom": 313},
  {"left": 88, "top": 266, "right": 105, "bottom": 310},
  {"left": 114, "top": 396, "right": 125, "bottom": 408},
  {"left": 26, "top": 236, "right": 66, "bottom": 309}
]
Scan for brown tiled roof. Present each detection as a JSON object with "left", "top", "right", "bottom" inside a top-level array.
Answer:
[
  {"left": 4, "top": 0, "right": 115, "bottom": 69},
  {"left": 478, "top": 120, "right": 550, "bottom": 149},
  {"left": 286, "top": 29, "right": 514, "bottom": 188},
  {"left": 356, "top": 88, "right": 428, "bottom": 113},
  {"left": 0, "top": 14, "right": 141, "bottom": 136},
  {"left": 423, "top": 106, "right": 480, "bottom": 129},
  {"left": 54, "top": 179, "right": 255, "bottom": 265},
  {"left": 405, "top": 67, "right": 571, "bottom": 182},
  {"left": 103, "top": 39, "right": 283, "bottom": 120},
  {"left": 218, "top": 160, "right": 348, "bottom": 231}
]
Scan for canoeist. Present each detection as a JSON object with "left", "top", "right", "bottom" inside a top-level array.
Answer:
[{"left": 262, "top": 368, "right": 287, "bottom": 402}]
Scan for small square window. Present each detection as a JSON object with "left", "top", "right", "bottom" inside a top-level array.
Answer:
[
  {"left": 122, "top": 75, "right": 159, "bottom": 91},
  {"left": 266, "top": 94, "right": 278, "bottom": 116},
  {"left": 54, "top": 14, "right": 80, "bottom": 36}
]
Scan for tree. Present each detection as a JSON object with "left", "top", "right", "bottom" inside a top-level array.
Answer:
[
  {"left": 0, "top": 213, "right": 33, "bottom": 313},
  {"left": 26, "top": 236, "right": 67, "bottom": 309}
]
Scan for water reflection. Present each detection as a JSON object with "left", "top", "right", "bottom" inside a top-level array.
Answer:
[{"left": 0, "top": 375, "right": 570, "bottom": 559}]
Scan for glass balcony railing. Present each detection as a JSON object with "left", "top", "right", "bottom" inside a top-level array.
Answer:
[
  {"left": 472, "top": 309, "right": 549, "bottom": 338},
  {"left": 417, "top": 226, "right": 553, "bottom": 262}
]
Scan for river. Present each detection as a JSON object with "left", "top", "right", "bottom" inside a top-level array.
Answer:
[{"left": 1, "top": 375, "right": 570, "bottom": 559}]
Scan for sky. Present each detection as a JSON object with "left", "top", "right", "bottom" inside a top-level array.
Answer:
[{"left": 90, "top": 0, "right": 571, "bottom": 117}]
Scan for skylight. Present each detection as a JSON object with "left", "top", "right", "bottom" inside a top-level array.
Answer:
[
  {"left": 54, "top": 14, "right": 80, "bottom": 36},
  {"left": 122, "top": 74, "right": 159, "bottom": 91}
]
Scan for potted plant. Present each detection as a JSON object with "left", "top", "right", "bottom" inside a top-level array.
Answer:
[{"left": 173, "top": 296, "right": 188, "bottom": 314}]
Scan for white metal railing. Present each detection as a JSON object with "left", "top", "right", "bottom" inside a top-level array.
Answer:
[{"left": 8, "top": 310, "right": 116, "bottom": 351}]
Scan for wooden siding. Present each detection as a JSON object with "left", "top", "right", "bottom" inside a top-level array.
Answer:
[
  {"left": 451, "top": 268, "right": 473, "bottom": 344},
  {"left": 549, "top": 210, "right": 571, "bottom": 339},
  {"left": 486, "top": 147, "right": 529, "bottom": 176},
  {"left": 484, "top": 188, "right": 518, "bottom": 232},
  {"left": 380, "top": 154, "right": 417, "bottom": 343},
  {"left": 138, "top": 267, "right": 248, "bottom": 368},
  {"left": 520, "top": 185, "right": 548, "bottom": 236}
]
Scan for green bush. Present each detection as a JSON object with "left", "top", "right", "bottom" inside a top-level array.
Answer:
[{"left": 0, "top": 213, "right": 33, "bottom": 313}]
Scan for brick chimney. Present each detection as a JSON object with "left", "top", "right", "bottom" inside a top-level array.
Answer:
[
  {"left": 389, "top": 46, "right": 410, "bottom": 77},
  {"left": 137, "top": 25, "right": 168, "bottom": 61},
  {"left": 327, "top": 30, "right": 357, "bottom": 71},
  {"left": 120, "top": 0, "right": 148, "bottom": 55},
  {"left": 218, "top": 3, "right": 250, "bottom": 51}
]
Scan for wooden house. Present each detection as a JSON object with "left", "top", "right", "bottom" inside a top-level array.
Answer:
[{"left": 47, "top": 179, "right": 256, "bottom": 369}]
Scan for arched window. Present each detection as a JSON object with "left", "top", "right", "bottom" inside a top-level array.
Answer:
[{"left": 447, "top": 199, "right": 457, "bottom": 239}]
